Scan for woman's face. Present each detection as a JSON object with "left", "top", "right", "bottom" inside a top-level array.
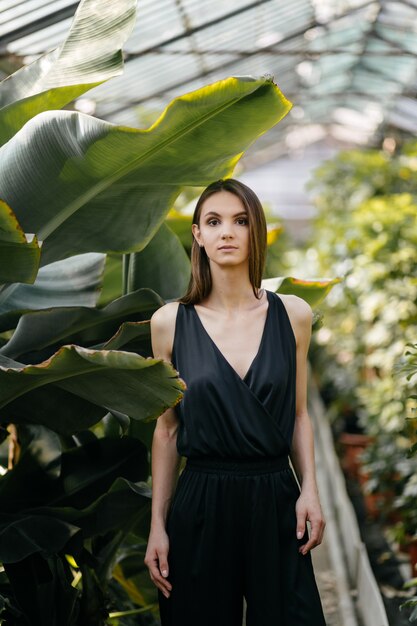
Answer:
[{"left": 192, "top": 190, "right": 250, "bottom": 268}]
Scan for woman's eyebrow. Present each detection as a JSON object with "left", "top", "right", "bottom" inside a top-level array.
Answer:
[{"left": 204, "top": 210, "right": 247, "bottom": 217}]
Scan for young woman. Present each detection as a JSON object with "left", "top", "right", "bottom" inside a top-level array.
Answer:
[{"left": 144, "top": 178, "right": 327, "bottom": 626}]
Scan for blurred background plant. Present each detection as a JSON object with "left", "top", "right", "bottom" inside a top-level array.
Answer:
[{"left": 299, "top": 143, "right": 417, "bottom": 603}]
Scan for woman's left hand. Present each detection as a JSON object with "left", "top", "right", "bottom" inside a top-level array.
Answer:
[{"left": 295, "top": 489, "right": 326, "bottom": 555}]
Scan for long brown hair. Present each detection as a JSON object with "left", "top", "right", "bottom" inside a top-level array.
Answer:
[{"left": 179, "top": 178, "right": 267, "bottom": 305}]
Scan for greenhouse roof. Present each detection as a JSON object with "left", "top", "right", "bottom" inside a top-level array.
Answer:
[{"left": 1, "top": 0, "right": 417, "bottom": 165}]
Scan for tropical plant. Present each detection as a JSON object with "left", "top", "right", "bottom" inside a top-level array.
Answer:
[
  {"left": 0, "top": 2, "right": 286, "bottom": 624},
  {"left": 0, "top": 1, "right": 343, "bottom": 623}
]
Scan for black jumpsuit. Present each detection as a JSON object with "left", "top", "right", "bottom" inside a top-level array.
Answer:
[{"left": 158, "top": 289, "right": 327, "bottom": 626}]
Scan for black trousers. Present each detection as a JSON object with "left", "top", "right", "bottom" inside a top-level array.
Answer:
[{"left": 158, "top": 456, "right": 327, "bottom": 626}]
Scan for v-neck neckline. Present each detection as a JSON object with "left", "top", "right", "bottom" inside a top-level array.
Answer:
[{"left": 191, "top": 290, "right": 271, "bottom": 383}]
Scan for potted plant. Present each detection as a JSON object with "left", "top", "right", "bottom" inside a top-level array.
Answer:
[{"left": 358, "top": 436, "right": 414, "bottom": 522}]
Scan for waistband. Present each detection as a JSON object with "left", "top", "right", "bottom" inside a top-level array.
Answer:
[{"left": 184, "top": 455, "right": 290, "bottom": 475}]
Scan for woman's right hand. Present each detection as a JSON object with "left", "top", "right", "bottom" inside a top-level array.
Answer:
[{"left": 144, "top": 526, "right": 172, "bottom": 599}]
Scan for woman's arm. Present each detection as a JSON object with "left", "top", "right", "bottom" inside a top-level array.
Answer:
[
  {"left": 287, "top": 296, "right": 326, "bottom": 555},
  {"left": 145, "top": 409, "right": 180, "bottom": 598},
  {"left": 144, "top": 304, "right": 181, "bottom": 599}
]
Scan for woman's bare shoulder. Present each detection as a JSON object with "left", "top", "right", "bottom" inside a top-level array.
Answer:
[
  {"left": 277, "top": 293, "right": 313, "bottom": 325},
  {"left": 150, "top": 302, "right": 181, "bottom": 359},
  {"left": 151, "top": 301, "right": 181, "bottom": 329},
  {"left": 273, "top": 292, "right": 313, "bottom": 345}
]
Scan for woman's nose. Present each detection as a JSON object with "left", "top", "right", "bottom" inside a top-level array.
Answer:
[{"left": 221, "top": 224, "right": 233, "bottom": 238}]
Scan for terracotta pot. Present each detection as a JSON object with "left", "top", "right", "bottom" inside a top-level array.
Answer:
[
  {"left": 363, "top": 489, "right": 395, "bottom": 521},
  {"left": 338, "top": 432, "right": 374, "bottom": 479}
]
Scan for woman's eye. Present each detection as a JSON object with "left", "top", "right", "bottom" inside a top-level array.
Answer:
[
  {"left": 208, "top": 219, "right": 219, "bottom": 226},
  {"left": 237, "top": 218, "right": 248, "bottom": 225}
]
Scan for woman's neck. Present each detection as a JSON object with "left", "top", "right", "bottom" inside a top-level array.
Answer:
[{"left": 203, "top": 265, "right": 261, "bottom": 312}]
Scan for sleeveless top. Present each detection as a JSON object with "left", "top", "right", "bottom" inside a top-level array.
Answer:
[{"left": 171, "top": 289, "right": 296, "bottom": 459}]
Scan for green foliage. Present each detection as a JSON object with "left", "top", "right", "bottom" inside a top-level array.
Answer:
[
  {"left": 126, "top": 224, "right": 191, "bottom": 300},
  {"left": 0, "top": 0, "right": 340, "bottom": 622},
  {"left": 307, "top": 142, "right": 417, "bottom": 580},
  {"left": 0, "top": 0, "right": 298, "bottom": 620},
  {"left": 308, "top": 147, "right": 417, "bottom": 435},
  {"left": 0, "top": 0, "right": 137, "bottom": 146},
  {"left": 0, "top": 254, "right": 106, "bottom": 331},
  {"left": 0, "top": 76, "right": 291, "bottom": 271},
  {"left": 0, "top": 201, "right": 41, "bottom": 285},
  {"left": 400, "top": 577, "right": 417, "bottom": 622}
]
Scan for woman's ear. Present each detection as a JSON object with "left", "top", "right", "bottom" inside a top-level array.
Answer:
[{"left": 192, "top": 223, "right": 202, "bottom": 246}]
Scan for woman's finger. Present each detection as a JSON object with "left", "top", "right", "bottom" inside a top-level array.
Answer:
[
  {"left": 147, "top": 556, "right": 172, "bottom": 594},
  {"left": 299, "top": 518, "right": 325, "bottom": 554}
]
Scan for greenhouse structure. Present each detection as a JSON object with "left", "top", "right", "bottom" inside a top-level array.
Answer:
[{"left": 0, "top": 0, "right": 416, "bottom": 624}]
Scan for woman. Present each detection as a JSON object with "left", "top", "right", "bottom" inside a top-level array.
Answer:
[{"left": 144, "top": 178, "right": 327, "bottom": 625}]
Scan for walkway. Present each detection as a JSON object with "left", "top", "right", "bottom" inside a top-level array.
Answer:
[{"left": 312, "top": 531, "right": 344, "bottom": 626}]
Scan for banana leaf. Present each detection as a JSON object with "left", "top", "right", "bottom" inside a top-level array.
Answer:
[
  {"left": 0, "top": 346, "right": 184, "bottom": 433},
  {"left": 0, "top": 77, "right": 292, "bottom": 268},
  {"left": 8, "top": 478, "right": 152, "bottom": 543},
  {"left": 0, "top": 288, "right": 163, "bottom": 361},
  {"left": 4, "top": 554, "right": 79, "bottom": 626},
  {"left": 0, "top": 515, "right": 80, "bottom": 564},
  {"left": 262, "top": 276, "right": 342, "bottom": 307},
  {"left": 0, "top": 0, "right": 137, "bottom": 146},
  {"left": 0, "top": 432, "right": 148, "bottom": 513},
  {"left": 0, "top": 253, "right": 106, "bottom": 332},
  {"left": 98, "top": 254, "right": 123, "bottom": 307},
  {"left": 0, "top": 200, "right": 40, "bottom": 285},
  {"left": 113, "top": 545, "right": 157, "bottom": 609},
  {"left": 127, "top": 223, "right": 190, "bottom": 299},
  {"left": 100, "top": 321, "right": 151, "bottom": 355}
]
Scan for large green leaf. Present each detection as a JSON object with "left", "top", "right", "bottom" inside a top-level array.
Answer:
[
  {"left": 166, "top": 210, "right": 196, "bottom": 252},
  {"left": 0, "top": 77, "right": 292, "bottom": 268},
  {"left": 4, "top": 554, "right": 79, "bottom": 626},
  {"left": 24, "top": 478, "right": 151, "bottom": 540},
  {"left": 0, "top": 253, "right": 105, "bottom": 332},
  {"left": 97, "top": 254, "right": 123, "bottom": 307},
  {"left": 0, "top": 515, "right": 80, "bottom": 563},
  {"left": 0, "top": 446, "right": 150, "bottom": 562},
  {"left": 100, "top": 321, "right": 151, "bottom": 355},
  {"left": 1, "top": 386, "right": 108, "bottom": 436},
  {"left": 262, "top": 276, "right": 342, "bottom": 307},
  {"left": 0, "top": 346, "right": 184, "bottom": 433},
  {"left": 114, "top": 545, "right": 158, "bottom": 608},
  {"left": 127, "top": 222, "right": 191, "bottom": 299},
  {"left": 0, "top": 288, "right": 162, "bottom": 361},
  {"left": 0, "top": 200, "right": 40, "bottom": 284},
  {"left": 0, "top": 434, "right": 149, "bottom": 623},
  {"left": 0, "top": 0, "right": 137, "bottom": 146},
  {"left": 0, "top": 433, "right": 148, "bottom": 512}
]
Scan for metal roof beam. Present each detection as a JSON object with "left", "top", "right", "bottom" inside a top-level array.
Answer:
[
  {"left": 124, "top": 0, "right": 377, "bottom": 59},
  {"left": 103, "top": 0, "right": 378, "bottom": 115},
  {"left": 0, "top": 2, "right": 79, "bottom": 51},
  {"left": 123, "top": 47, "right": 417, "bottom": 58},
  {"left": 126, "top": 0, "right": 276, "bottom": 58}
]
